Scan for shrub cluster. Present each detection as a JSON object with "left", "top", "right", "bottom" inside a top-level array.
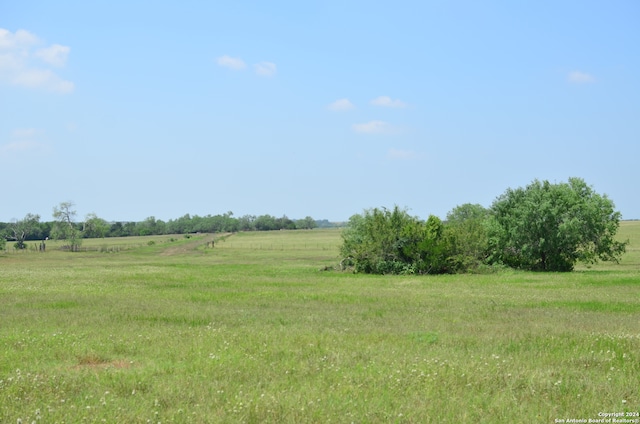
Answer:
[{"left": 340, "top": 178, "right": 627, "bottom": 274}]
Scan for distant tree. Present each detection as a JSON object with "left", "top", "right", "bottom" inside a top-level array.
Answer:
[
  {"left": 297, "top": 216, "right": 317, "bottom": 230},
  {"left": 221, "top": 211, "right": 239, "bottom": 232},
  {"left": 35, "top": 221, "right": 52, "bottom": 240},
  {"left": 489, "top": 178, "right": 627, "bottom": 271},
  {"left": 83, "top": 213, "right": 109, "bottom": 238},
  {"left": 6, "top": 213, "right": 41, "bottom": 249},
  {"left": 166, "top": 214, "right": 192, "bottom": 234},
  {"left": 122, "top": 221, "right": 137, "bottom": 236},
  {"left": 276, "top": 215, "right": 296, "bottom": 230},
  {"left": 237, "top": 215, "right": 256, "bottom": 231},
  {"left": 315, "top": 219, "right": 339, "bottom": 228},
  {"left": 204, "top": 211, "right": 238, "bottom": 233},
  {"left": 254, "top": 214, "right": 278, "bottom": 231},
  {"left": 109, "top": 222, "right": 124, "bottom": 237},
  {"left": 136, "top": 216, "right": 166, "bottom": 236},
  {"left": 190, "top": 215, "right": 206, "bottom": 233},
  {"left": 52, "top": 201, "right": 83, "bottom": 251}
]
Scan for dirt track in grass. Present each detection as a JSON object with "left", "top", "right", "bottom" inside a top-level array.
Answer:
[{"left": 159, "top": 233, "right": 232, "bottom": 256}]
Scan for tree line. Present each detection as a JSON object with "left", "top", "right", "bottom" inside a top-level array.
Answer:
[
  {"left": 340, "top": 177, "right": 628, "bottom": 273},
  {"left": 0, "top": 205, "right": 322, "bottom": 251}
]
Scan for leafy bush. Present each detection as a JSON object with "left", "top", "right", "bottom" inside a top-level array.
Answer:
[
  {"left": 340, "top": 178, "right": 627, "bottom": 274},
  {"left": 488, "top": 178, "right": 627, "bottom": 271},
  {"left": 340, "top": 206, "right": 452, "bottom": 275},
  {"left": 444, "top": 204, "right": 491, "bottom": 272}
]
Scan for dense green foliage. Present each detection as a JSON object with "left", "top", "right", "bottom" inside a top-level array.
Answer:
[
  {"left": 340, "top": 206, "right": 451, "bottom": 274},
  {"left": 489, "top": 178, "right": 627, "bottom": 271},
  {"left": 445, "top": 203, "right": 491, "bottom": 271},
  {"left": 341, "top": 178, "right": 626, "bottom": 274},
  {"left": 83, "top": 213, "right": 109, "bottom": 238}
]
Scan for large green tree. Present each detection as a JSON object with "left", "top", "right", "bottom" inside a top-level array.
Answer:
[{"left": 489, "top": 178, "right": 627, "bottom": 271}]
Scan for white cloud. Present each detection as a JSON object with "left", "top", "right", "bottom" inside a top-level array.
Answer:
[
  {"left": 352, "top": 120, "right": 390, "bottom": 134},
  {"left": 370, "top": 96, "right": 407, "bottom": 108},
  {"left": 35, "top": 44, "right": 70, "bottom": 67},
  {"left": 0, "top": 28, "right": 73, "bottom": 93},
  {"left": 216, "top": 55, "right": 246, "bottom": 70},
  {"left": 387, "top": 148, "right": 419, "bottom": 160},
  {"left": 0, "top": 28, "right": 38, "bottom": 49},
  {"left": 254, "top": 61, "right": 276, "bottom": 77},
  {"left": 11, "top": 68, "right": 74, "bottom": 93},
  {"left": 11, "top": 128, "right": 39, "bottom": 138},
  {"left": 568, "top": 71, "right": 595, "bottom": 84},
  {"left": 0, "top": 128, "right": 49, "bottom": 157},
  {"left": 328, "top": 98, "right": 355, "bottom": 111},
  {"left": 0, "top": 140, "right": 43, "bottom": 154}
]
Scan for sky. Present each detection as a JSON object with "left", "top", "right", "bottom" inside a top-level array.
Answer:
[{"left": 1, "top": 1, "right": 639, "bottom": 223}]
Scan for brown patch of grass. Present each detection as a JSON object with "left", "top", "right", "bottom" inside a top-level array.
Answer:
[{"left": 74, "top": 354, "right": 132, "bottom": 370}]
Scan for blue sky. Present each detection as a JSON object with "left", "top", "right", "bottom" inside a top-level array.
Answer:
[{"left": 1, "top": 1, "right": 639, "bottom": 223}]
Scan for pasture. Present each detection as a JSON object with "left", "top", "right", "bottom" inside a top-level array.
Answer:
[{"left": 1, "top": 224, "right": 639, "bottom": 423}]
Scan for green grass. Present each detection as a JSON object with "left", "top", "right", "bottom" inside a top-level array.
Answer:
[{"left": 1, "top": 225, "right": 639, "bottom": 423}]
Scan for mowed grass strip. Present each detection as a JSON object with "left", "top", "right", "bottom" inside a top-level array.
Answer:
[{"left": 1, "top": 225, "right": 639, "bottom": 423}]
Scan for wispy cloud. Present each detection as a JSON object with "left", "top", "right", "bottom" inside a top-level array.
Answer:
[
  {"left": 35, "top": 44, "right": 70, "bottom": 67},
  {"left": 217, "top": 56, "right": 277, "bottom": 77},
  {"left": 568, "top": 71, "right": 595, "bottom": 84},
  {"left": 0, "top": 28, "right": 74, "bottom": 93},
  {"left": 352, "top": 120, "right": 390, "bottom": 134},
  {"left": 370, "top": 96, "right": 407, "bottom": 108},
  {"left": 387, "top": 148, "right": 420, "bottom": 160},
  {"left": 0, "top": 128, "right": 49, "bottom": 157},
  {"left": 12, "top": 128, "right": 39, "bottom": 138},
  {"left": 216, "top": 55, "right": 246, "bottom": 70},
  {"left": 11, "top": 69, "right": 74, "bottom": 93},
  {"left": 328, "top": 98, "right": 355, "bottom": 111},
  {"left": 0, "top": 140, "right": 43, "bottom": 154},
  {"left": 254, "top": 61, "right": 276, "bottom": 77}
]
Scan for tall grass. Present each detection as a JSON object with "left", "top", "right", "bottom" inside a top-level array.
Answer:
[{"left": 1, "top": 225, "right": 639, "bottom": 423}]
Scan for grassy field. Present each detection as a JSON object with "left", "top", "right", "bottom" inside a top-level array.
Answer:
[{"left": 1, "top": 225, "right": 639, "bottom": 423}]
